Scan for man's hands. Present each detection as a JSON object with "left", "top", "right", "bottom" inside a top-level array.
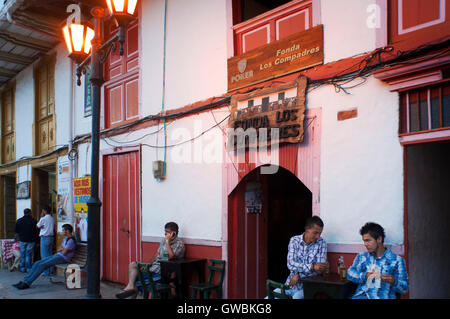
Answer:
[
  {"left": 289, "top": 262, "right": 329, "bottom": 286},
  {"left": 380, "top": 274, "right": 395, "bottom": 284},
  {"left": 165, "top": 231, "right": 175, "bottom": 243},
  {"left": 365, "top": 270, "right": 395, "bottom": 284},
  {"left": 312, "top": 263, "right": 328, "bottom": 272},
  {"left": 288, "top": 273, "right": 300, "bottom": 286}
]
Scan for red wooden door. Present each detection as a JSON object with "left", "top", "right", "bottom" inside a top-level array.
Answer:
[
  {"left": 228, "top": 173, "right": 268, "bottom": 299},
  {"left": 103, "top": 151, "right": 141, "bottom": 284}
]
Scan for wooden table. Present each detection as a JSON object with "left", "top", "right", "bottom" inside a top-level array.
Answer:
[
  {"left": 160, "top": 258, "right": 206, "bottom": 299},
  {"left": 300, "top": 273, "right": 357, "bottom": 299}
]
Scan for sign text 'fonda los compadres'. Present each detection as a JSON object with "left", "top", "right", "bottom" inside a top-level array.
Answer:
[{"left": 228, "top": 25, "right": 323, "bottom": 91}]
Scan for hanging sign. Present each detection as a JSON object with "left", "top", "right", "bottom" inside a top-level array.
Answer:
[
  {"left": 227, "top": 24, "right": 323, "bottom": 91},
  {"left": 57, "top": 158, "right": 71, "bottom": 226},
  {"left": 228, "top": 76, "right": 307, "bottom": 148},
  {"left": 73, "top": 176, "right": 90, "bottom": 243},
  {"left": 245, "top": 182, "right": 262, "bottom": 214},
  {"left": 16, "top": 181, "right": 31, "bottom": 199}
]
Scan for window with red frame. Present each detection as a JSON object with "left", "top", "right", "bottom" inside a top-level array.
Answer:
[
  {"left": 388, "top": 0, "right": 450, "bottom": 49},
  {"left": 399, "top": 81, "right": 450, "bottom": 134},
  {"left": 104, "top": 17, "right": 139, "bottom": 129},
  {"left": 232, "top": 0, "right": 312, "bottom": 55}
]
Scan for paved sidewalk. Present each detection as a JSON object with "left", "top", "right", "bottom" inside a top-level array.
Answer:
[{"left": 0, "top": 268, "right": 124, "bottom": 299}]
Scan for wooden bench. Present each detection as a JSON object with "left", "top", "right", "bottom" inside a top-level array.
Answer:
[{"left": 54, "top": 243, "right": 88, "bottom": 289}]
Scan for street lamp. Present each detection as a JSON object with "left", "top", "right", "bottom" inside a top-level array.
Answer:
[{"left": 62, "top": 0, "right": 138, "bottom": 299}]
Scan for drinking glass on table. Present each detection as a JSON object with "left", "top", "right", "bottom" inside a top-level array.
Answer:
[{"left": 318, "top": 257, "right": 330, "bottom": 278}]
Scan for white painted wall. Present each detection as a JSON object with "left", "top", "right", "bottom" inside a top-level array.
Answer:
[
  {"left": 7, "top": 0, "right": 404, "bottom": 247},
  {"left": 307, "top": 76, "right": 404, "bottom": 246},
  {"left": 321, "top": 0, "right": 377, "bottom": 63},
  {"left": 140, "top": 0, "right": 228, "bottom": 116},
  {"left": 75, "top": 107, "right": 229, "bottom": 241}
]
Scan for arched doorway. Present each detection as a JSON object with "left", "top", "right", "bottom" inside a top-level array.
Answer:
[{"left": 228, "top": 165, "right": 312, "bottom": 298}]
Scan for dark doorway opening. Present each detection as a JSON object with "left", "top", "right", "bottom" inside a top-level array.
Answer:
[
  {"left": 32, "top": 164, "right": 57, "bottom": 260},
  {"left": 406, "top": 140, "right": 450, "bottom": 298},
  {"left": 1, "top": 173, "right": 16, "bottom": 238},
  {"left": 228, "top": 165, "right": 312, "bottom": 298},
  {"left": 32, "top": 165, "right": 57, "bottom": 221},
  {"left": 267, "top": 167, "right": 312, "bottom": 283},
  {"left": 233, "top": 0, "right": 292, "bottom": 24}
]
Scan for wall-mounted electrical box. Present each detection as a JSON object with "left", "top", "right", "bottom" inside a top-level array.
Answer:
[{"left": 152, "top": 160, "right": 166, "bottom": 180}]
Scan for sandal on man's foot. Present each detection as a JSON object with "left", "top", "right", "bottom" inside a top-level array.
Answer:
[{"left": 116, "top": 289, "right": 137, "bottom": 299}]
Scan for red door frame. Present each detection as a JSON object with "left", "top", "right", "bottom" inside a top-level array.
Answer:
[
  {"left": 100, "top": 145, "right": 142, "bottom": 282},
  {"left": 401, "top": 134, "right": 450, "bottom": 299},
  {"left": 225, "top": 109, "right": 321, "bottom": 298}
]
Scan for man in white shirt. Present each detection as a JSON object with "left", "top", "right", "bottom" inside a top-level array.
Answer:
[{"left": 36, "top": 205, "right": 55, "bottom": 275}]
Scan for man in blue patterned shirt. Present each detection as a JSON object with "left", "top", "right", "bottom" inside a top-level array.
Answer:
[
  {"left": 347, "top": 222, "right": 409, "bottom": 299},
  {"left": 280, "top": 216, "right": 328, "bottom": 299}
]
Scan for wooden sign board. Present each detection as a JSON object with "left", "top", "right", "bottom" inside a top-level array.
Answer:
[
  {"left": 228, "top": 25, "right": 323, "bottom": 91},
  {"left": 228, "top": 76, "right": 307, "bottom": 148}
]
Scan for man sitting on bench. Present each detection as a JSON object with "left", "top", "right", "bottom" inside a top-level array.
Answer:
[{"left": 13, "top": 224, "right": 76, "bottom": 290}]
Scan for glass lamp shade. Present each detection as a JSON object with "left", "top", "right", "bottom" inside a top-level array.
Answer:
[
  {"left": 105, "top": 0, "right": 138, "bottom": 27},
  {"left": 63, "top": 22, "right": 95, "bottom": 64}
]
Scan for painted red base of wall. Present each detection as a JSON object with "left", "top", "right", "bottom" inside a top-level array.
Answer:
[
  {"left": 141, "top": 242, "right": 222, "bottom": 261},
  {"left": 141, "top": 241, "right": 222, "bottom": 298}
]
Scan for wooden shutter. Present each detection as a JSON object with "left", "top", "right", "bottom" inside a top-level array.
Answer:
[
  {"left": 35, "top": 56, "right": 56, "bottom": 155},
  {"left": 104, "top": 17, "right": 140, "bottom": 128},
  {"left": 2, "top": 86, "right": 15, "bottom": 163}
]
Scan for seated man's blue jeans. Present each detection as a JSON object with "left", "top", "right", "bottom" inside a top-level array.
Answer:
[
  {"left": 135, "top": 272, "right": 162, "bottom": 289},
  {"left": 40, "top": 236, "right": 54, "bottom": 275},
  {"left": 23, "top": 254, "right": 66, "bottom": 286},
  {"left": 352, "top": 294, "right": 369, "bottom": 299},
  {"left": 265, "top": 288, "right": 304, "bottom": 299},
  {"left": 19, "top": 242, "right": 35, "bottom": 272}
]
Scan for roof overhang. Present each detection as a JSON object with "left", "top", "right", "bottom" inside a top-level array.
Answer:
[{"left": 0, "top": 0, "right": 104, "bottom": 89}]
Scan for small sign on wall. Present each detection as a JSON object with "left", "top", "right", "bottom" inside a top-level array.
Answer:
[
  {"left": 245, "top": 182, "right": 262, "bottom": 214},
  {"left": 16, "top": 181, "right": 31, "bottom": 199}
]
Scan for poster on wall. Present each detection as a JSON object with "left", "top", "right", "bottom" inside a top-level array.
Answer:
[
  {"left": 16, "top": 181, "right": 31, "bottom": 199},
  {"left": 57, "top": 158, "right": 71, "bottom": 227},
  {"left": 74, "top": 176, "right": 90, "bottom": 243},
  {"left": 245, "top": 182, "right": 262, "bottom": 214}
]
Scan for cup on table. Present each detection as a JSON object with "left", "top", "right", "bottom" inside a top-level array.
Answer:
[{"left": 318, "top": 258, "right": 329, "bottom": 278}]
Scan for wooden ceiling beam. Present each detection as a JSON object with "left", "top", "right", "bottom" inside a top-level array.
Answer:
[
  {"left": 0, "top": 30, "right": 54, "bottom": 52},
  {"left": 0, "top": 67, "right": 18, "bottom": 78},
  {"left": 0, "top": 51, "right": 34, "bottom": 65}
]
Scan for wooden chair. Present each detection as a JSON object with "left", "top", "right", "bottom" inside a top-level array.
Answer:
[
  {"left": 136, "top": 262, "right": 175, "bottom": 299},
  {"left": 190, "top": 259, "right": 225, "bottom": 299},
  {"left": 266, "top": 279, "right": 292, "bottom": 299}
]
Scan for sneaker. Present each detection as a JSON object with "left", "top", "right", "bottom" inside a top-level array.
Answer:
[
  {"left": 16, "top": 282, "right": 30, "bottom": 290},
  {"left": 12, "top": 282, "right": 23, "bottom": 288}
]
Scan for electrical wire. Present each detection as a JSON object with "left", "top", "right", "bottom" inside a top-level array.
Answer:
[
  {"left": 69, "top": 38, "right": 449, "bottom": 150},
  {"left": 141, "top": 114, "right": 230, "bottom": 149}
]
